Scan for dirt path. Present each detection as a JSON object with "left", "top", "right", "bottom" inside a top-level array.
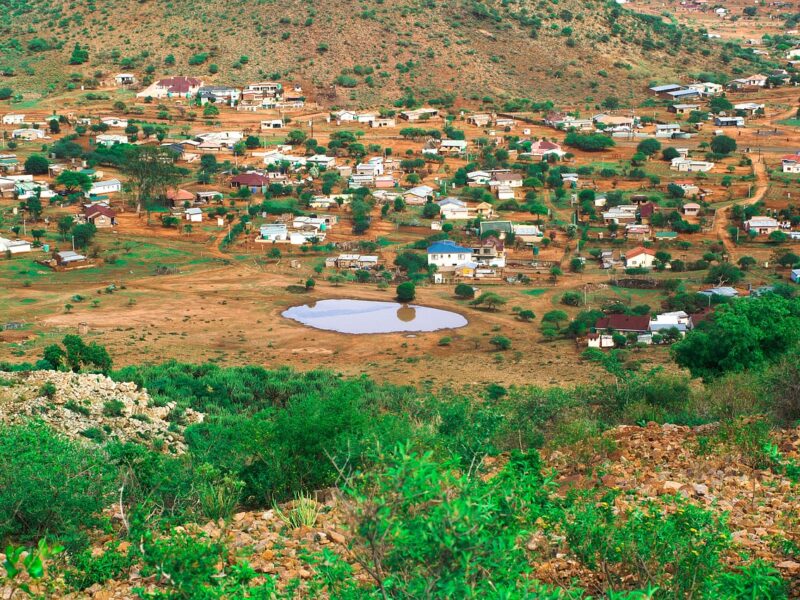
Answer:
[{"left": 712, "top": 157, "right": 769, "bottom": 260}]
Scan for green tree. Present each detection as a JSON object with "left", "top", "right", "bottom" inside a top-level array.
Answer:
[
  {"left": 470, "top": 292, "right": 507, "bottom": 311},
  {"left": 542, "top": 310, "right": 568, "bottom": 329},
  {"left": 454, "top": 283, "right": 475, "bottom": 299},
  {"left": 396, "top": 281, "right": 416, "bottom": 302},
  {"left": 636, "top": 138, "right": 661, "bottom": 157},
  {"left": 69, "top": 43, "right": 89, "bottom": 65},
  {"left": 121, "top": 146, "right": 184, "bottom": 213},
  {"left": 710, "top": 135, "right": 737, "bottom": 156},
  {"left": 56, "top": 171, "right": 93, "bottom": 194},
  {"left": 24, "top": 154, "right": 50, "bottom": 175}
]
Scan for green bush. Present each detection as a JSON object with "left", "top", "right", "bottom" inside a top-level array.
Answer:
[{"left": 0, "top": 423, "right": 114, "bottom": 550}]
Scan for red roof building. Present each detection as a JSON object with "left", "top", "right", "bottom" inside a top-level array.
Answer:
[{"left": 595, "top": 314, "right": 651, "bottom": 333}]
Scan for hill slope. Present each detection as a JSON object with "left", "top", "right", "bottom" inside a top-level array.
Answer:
[{"left": 0, "top": 0, "right": 758, "bottom": 108}]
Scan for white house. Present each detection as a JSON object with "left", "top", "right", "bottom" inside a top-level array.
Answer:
[
  {"left": 114, "top": 73, "right": 136, "bottom": 86},
  {"left": 101, "top": 116, "right": 128, "bottom": 128},
  {"left": 624, "top": 247, "right": 657, "bottom": 269},
  {"left": 744, "top": 216, "right": 780, "bottom": 235},
  {"left": 12, "top": 129, "right": 45, "bottom": 141},
  {"left": 0, "top": 237, "right": 32, "bottom": 254},
  {"left": 88, "top": 179, "right": 122, "bottom": 196},
  {"left": 467, "top": 171, "right": 492, "bottom": 185},
  {"left": 782, "top": 155, "right": 800, "bottom": 174},
  {"left": 426, "top": 240, "right": 472, "bottom": 268},
  {"left": 671, "top": 157, "right": 715, "bottom": 173},
  {"left": 260, "top": 119, "right": 283, "bottom": 130},
  {"left": 333, "top": 110, "right": 357, "bottom": 122},
  {"left": 95, "top": 134, "right": 128, "bottom": 147},
  {"left": 2, "top": 114, "right": 25, "bottom": 125},
  {"left": 714, "top": 116, "right": 745, "bottom": 127},
  {"left": 15, "top": 181, "right": 56, "bottom": 200},
  {"left": 649, "top": 311, "right": 692, "bottom": 335},
  {"left": 436, "top": 198, "right": 469, "bottom": 220},
  {"left": 260, "top": 223, "right": 288, "bottom": 241},
  {"left": 307, "top": 154, "right": 336, "bottom": 169},
  {"left": 403, "top": 185, "right": 434, "bottom": 205},
  {"left": 357, "top": 113, "right": 377, "bottom": 124},
  {"left": 587, "top": 333, "right": 615, "bottom": 349},
  {"left": 440, "top": 140, "right": 468, "bottom": 155},
  {"left": 687, "top": 82, "right": 723, "bottom": 96},
  {"left": 184, "top": 207, "right": 203, "bottom": 222},
  {"left": 136, "top": 76, "right": 203, "bottom": 99}
]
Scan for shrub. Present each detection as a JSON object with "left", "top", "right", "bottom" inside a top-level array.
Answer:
[
  {"left": 0, "top": 423, "right": 114, "bottom": 549},
  {"left": 102, "top": 399, "right": 126, "bottom": 417},
  {"left": 396, "top": 282, "right": 416, "bottom": 302},
  {"left": 454, "top": 283, "right": 475, "bottom": 299},
  {"left": 490, "top": 336, "right": 511, "bottom": 350}
]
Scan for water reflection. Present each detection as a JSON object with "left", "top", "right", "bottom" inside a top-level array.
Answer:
[{"left": 282, "top": 299, "right": 467, "bottom": 334}]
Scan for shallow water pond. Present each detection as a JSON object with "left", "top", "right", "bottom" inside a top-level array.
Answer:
[{"left": 282, "top": 299, "right": 468, "bottom": 334}]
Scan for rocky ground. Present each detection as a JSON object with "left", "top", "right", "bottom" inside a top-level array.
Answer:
[{"left": 0, "top": 370, "right": 203, "bottom": 453}]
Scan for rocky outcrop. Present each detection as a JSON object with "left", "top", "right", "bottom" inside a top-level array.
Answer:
[{"left": 0, "top": 370, "right": 202, "bottom": 453}]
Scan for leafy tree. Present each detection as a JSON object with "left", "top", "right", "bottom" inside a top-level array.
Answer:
[
  {"left": 287, "top": 129, "right": 307, "bottom": 145},
  {"left": 673, "top": 294, "right": 800, "bottom": 378},
  {"left": 57, "top": 216, "right": 74, "bottom": 240},
  {"left": 709, "top": 96, "right": 733, "bottom": 114},
  {"left": 569, "top": 257, "right": 584, "bottom": 272},
  {"left": 121, "top": 146, "right": 184, "bottom": 213},
  {"left": 71, "top": 222, "right": 97, "bottom": 249},
  {"left": 202, "top": 104, "right": 219, "bottom": 118},
  {"left": 769, "top": 230, "right": 788, "bottom": 244},
  {"left": 56, "top": 171, "right": 93, "bottom": 194},
  {"left": 662, "top": 147, "right": 680, "bottom": 161},
  {"left": 48, "top": 119, "right": 60, "bottom": 134},
  {"left": 454, "top": 283, "right": 475, "bottom": 299},
  {"left": 69, "top": 43, "right": 89, "bottom": 65},
  {"left": 636, "top": 138, "right": 661, "bottom": 157},
  {"left": 25, "top": 154, "right": 50, "bottom": 175},
  {"left": 564, "top": 132, "right": 615, "bottom": 151},
  {"left": 396, "top": 281, "right": 416, "bottom": 302},
  {"left": 490, "top": 335, "right": 512, "bottom": 350},
  {"left": 710, "top": 135, "right": 737, "bottom": 156},
  {"left": 704, "top": 263, "right": 744, "bottom": 285},
  {"left": 518, "top": 309, "right": 535, "bottom": 322},
  {"left": 422, "top": 202, "right": 440, "bottom": 219},
  {"left": 737, "top": 256, "right": 756, "bottom": 270},
  {"left": 470, "top": 292, "right": 507, "bottom": 311},
  {"left": 542, "top": 310, "right": 568, "bottom": 329}
]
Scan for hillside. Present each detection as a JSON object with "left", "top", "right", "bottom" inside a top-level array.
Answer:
[{"left": 0, "top": 0, "right": 762, "bottom": 108}]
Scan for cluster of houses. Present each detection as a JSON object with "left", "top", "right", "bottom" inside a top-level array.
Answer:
[
  {"left": 258, "top": 214, "right": 337, "bottom": 245},
  {"left": 587, "top": 311, "right": 702, "bottom": 348},
  {"left": 132, "top": 77, "right": 306, "bottom": 111}
]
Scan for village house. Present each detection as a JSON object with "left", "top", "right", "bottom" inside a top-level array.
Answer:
[
  {"left": 467, "top": 114, "right": 491, "bottom": 127},
  {"left": 472, "top": 236, "right": 506, "bottom": 268},
  {"left": 595, "top": 314, "right": 651, "bottom": 334},
  {"left": 782, "top": 155, "right": 800, "bottom": 173},
  {"left": 357, "top": 113, "right": 377, "bottom": 124},
  {"left": 2, "top": 114, "right": 25, "bottom": 125},
  {"left": 671, "top": 157, "right": 714, "bottom": 172},
  {"left": 734, "top": 102, "right": 764, "bottom": 115},
  {"left": 670, "top": 104, "right": 700, "bottom": 115},
  {"left": 370, "top": 117, "right": 396, "bottom": 128},
  {"left": 587, "top": 333, "right": 615, "bottom": 349},
  {"left": 184, "top": 207, "right": 203, "bottom": 222},
  {"left": 714, "top": 116, "right": 745, "bottom": 127},
  {"left": 260, "top": 223, "right": 289, "bottom": 242},
  {"left": 603, "top": 205, "right": 638, "bottom": 225},
  {"left": 230, "top": 172, "right": 270, "bottom": 193},
  {"left": 494, "top": 116, "right": 516, "bottom": 128},
  {"left": 55, "top": 250, "right": 88, "bottom": 267},
  {"left": 0, "top": 237, "right": 32, "bottom": 254},
  {"left": 164, "top": 188, "right": 194, "bottom": 207},
  {"left": 427, "top": 240, "right": 472, "bottom": 268},
  {"left": 475, "top": 202, "right": 494, "bottom": 219},
  {"left": 332, "top": 110, "right": 357, "bottom": 122},
  {"left": 403, "top": 185, "right": 434, "bottom": 205},
  {"left": 260, "top": 119, "right": 283, "bottom": 131},
  {"left": 114, "top": 73, "right": 136, "bottom": 86},
  {"left": 525, "top": 140, "right": 565, "bottom": 159},
  {"left": 136, "top": 76, "right": 203, "bottom": 99},
  {"left": 488, "top": 172, "right": 523, "bottom": 189},
  {"left": 15, "top": 181, "right": 56, "bottom": 200},
  {"left": 687, "top": 82, "right": 724, "bottom": 96},
  {"left": 655, "top": 123, "right": 683, "bottom": 138},
  {"left": 0, "top": 155, "right": 19, "bottom": 173},
  {"left": 467, "top": 171, "right": 492, "bottom": 186},
  {"left": 195, "top": 191, "right": 223, "bottom": 204},
  {"left": 682, "top": 202, "right": 702, "bottom": 217},
  {"left": 88, "top": 179, "right": 122, "bottom": 197},
  {"left": 95, "top": 134, "right": 128, "bottom": 147},
  {"left": 12, "top": 128, "right": 46, "bottom": 141},
  {"left": 399, "top": 108, "right": 439, "bottom": 121},
  {"left": 81, "top": 203, "right": 116, "bottom": 228},
  {"left": 198, "top": 86, "right": 241, "bottom": 106},
  {"left": 667, "top": 88, "right": 701, "bottom": 101},
  {"left": 440, "top": 140, "right": 468, "bottom": 155},
  {"left": 649, "top": 311, "right": 692, "bottom": 335},
  {"left": 744, "top": 216, "right": 780, "bottom": 235},
  {"left": 101, "top": 116, "right": 128, "bottom": 128},
  {"left": 625, "top": 223, "right": 651, "bottom": 241},
  {"left": 729, "top": 74, "right": 768, "bottom": 88},
  {"left": 437, "top": 198, "right": 469, "bottom": 220},
  {"left": 649, "top": 84, "right": 684, "bottom": 97},
  {"left": 512, "top": 224, "right": 542, "bottom": 244},
  {"left": 624, "top": 246, "right": 657, "bottom": 268}
]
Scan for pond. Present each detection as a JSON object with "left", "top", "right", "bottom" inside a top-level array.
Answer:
[{"left": 282, "top": 299, "right": 468, "bottom": 334}]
